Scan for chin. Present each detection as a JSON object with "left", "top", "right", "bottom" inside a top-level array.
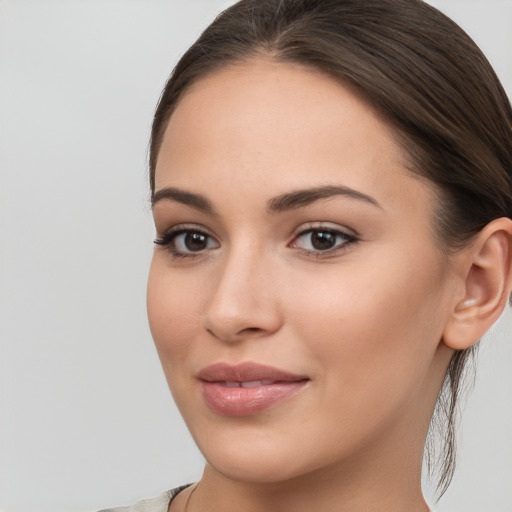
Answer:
[
  {"left": 185, "top": 418, "right": 309, "bottom": 483},
  {"left": 188, "top": 417, "right": 351, "bottom": 487},
  {"left": 203, "top": 447, "right": 311, "bottom": 485}
]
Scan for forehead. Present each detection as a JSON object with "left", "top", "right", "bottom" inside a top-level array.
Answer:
[
  {"left": 164, "top": 60, "right": 393, "bottom": 152},
  {"left": 155, "top": 59, "right": 434, "bottom": 217}
]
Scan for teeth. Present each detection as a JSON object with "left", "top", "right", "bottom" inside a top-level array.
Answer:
[
  {"left": 222, "top": 380, "right": 276, "bottom": 388},
  {"left": 241, "top": 380, "right": 261, "bottom": 387},
  {"left": 241, "top": 380, "right": 275, "bottom": 387}
]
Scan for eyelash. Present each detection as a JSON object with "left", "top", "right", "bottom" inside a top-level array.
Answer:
[
  {"left": 154, "top": 226, "right": 218, "bottom": 259},
  {"left": 290, "top": 226, "right": 358, "bottom": 257},
  {"left": 154, "top": 225, "right": 358, "bottom": 259}
]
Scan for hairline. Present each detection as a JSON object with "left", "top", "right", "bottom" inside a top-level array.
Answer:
[{"left": 150, "top": 53, "right": 462, "bottom": 253}]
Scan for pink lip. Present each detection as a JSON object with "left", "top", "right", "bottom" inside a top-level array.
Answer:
[{"left": 197, "top": 362, "right": 309, "bottom": 417}]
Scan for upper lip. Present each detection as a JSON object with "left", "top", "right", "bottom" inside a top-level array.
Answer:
[{"left": 197, "top": 362, "right": 309, "bottom": 383}]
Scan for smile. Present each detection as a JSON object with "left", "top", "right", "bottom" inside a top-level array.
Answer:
[
  {"left": 222, "top": 380, "right": 276, "bottom": 387},
  {"left": 197, "top": 362, "right": 309, "bottom": 416}
]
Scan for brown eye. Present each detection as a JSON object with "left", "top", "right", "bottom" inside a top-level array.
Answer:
[
  {"left": 171, "top": 231, "right": 219, "bottom": 254},
  {"left": 154, "top": 228, "right": 219, "bottom": 257},
  {"left": 310, "top": 231, "right": 337, "bottom": 250},
  {"left": 291, "top": 228, "right": 357, "bottom": 254},
  {"left": 183, "top": 232, "right": 209, "bottom": 251}
]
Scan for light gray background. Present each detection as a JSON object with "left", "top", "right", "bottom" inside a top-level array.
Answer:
[{"left": 0, "top": 1, "right": 511, "bottom": 511}]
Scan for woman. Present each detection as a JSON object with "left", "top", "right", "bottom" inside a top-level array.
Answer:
[{"left": 104, "top": 0, "right": 512, "bottom": 510}]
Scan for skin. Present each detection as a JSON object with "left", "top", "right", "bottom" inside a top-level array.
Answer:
[{"left": 147, "top": 60, "right": 509, "bottom": 511}]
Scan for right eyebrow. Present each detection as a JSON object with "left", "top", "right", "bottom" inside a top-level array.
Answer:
[{"left": 152, "top": 187, "right": 215, "bottom": 214}]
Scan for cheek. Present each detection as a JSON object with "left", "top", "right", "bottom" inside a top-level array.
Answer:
[
  {"left": 147, "top": 257, "right": 206, "bottom": 363},
  {"left": 288, "top": 249, "right": 447, "bottom": 394}
]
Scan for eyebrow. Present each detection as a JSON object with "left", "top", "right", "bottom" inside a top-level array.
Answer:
[
  {"left": 152, "top": 185, "right": 381, "bottom": 213},
  {"left": 267, "top": 185, "right": 381, "bottom": 212},
  {"left": 152, "top": 187, "right": 215, "bottom": 213}
]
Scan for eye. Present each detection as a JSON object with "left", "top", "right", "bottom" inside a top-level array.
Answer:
[
  {"left": 154, "top": 227, "right": 219, "bottom": 258},
  {"left": 290, "top": 227, "right": 357, "bottom": 254}
]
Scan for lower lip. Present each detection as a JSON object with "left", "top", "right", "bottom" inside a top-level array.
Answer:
[{"left": 200, "top": 381, "right": 308, "bottom": 416}]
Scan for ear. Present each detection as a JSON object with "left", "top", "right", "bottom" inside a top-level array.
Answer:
[{"left": 443, "top": 217, "right": 512, "bottom": 350}]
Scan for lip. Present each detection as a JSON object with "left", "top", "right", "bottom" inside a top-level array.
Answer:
[{"left": 197, "top": 362, "right": 309, "bottom": 417}]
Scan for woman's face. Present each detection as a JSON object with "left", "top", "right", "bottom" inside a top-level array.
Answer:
[{"left": 147, "top": 60, "right": 457, "bottom": 483}]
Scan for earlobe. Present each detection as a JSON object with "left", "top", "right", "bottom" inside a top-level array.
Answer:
[{"left": 443, "top": 217, "right": 512, "bottom": 350}]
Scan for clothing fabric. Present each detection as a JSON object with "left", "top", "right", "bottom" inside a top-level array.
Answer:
[{"left": 97, "top": 485, "right": 191, "bottom": 512}]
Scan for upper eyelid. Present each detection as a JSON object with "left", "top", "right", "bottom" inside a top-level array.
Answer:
[
  {"left": 157, "top": 223, "right": 216, "bottom": 237},
  {"left": 291, "top": 227, "right": 358, "bottom": 245},
  {"left": 154, "top": 222, "right": 358, "bottom": 245},
  {"left": 291, "top": 221, "right": 359, "bottom": 238}
]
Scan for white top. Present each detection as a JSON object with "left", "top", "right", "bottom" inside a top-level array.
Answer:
[{"left": 97, "top": 487, "right": 183, "bottom": 512}]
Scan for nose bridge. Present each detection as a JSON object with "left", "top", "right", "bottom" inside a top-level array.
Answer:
[{"left": 203, "top": 238, "right": 281, "bottom": 341}]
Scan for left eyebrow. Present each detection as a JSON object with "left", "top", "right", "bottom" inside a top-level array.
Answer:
[{"left": 267, "top": 185, "right": 382, "bottom": 213}]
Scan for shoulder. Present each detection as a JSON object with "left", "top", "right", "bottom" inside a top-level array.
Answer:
[{"left": 97, "top": 485, "right": 192, "bottom": 512}]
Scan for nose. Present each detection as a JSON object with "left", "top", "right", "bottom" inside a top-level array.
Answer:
[{"left": 202, "top": 246, "right": 283, "bottom": 343}]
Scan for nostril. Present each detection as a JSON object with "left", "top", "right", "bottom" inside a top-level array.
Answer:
[
  {"left": 206, "top": 326, "right": 261, "bottom": 338},
  {"left": 240, "top": 327, "right": 262, "bottom": 334}
]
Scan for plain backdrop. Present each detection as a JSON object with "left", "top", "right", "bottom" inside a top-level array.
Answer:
[{"left": 0, "top": 1, "right": 511, "bottom": 511}]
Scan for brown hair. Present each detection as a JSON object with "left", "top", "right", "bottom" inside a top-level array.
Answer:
[{"left": 148, "top": 0, "right": 512, "bottom": 495}]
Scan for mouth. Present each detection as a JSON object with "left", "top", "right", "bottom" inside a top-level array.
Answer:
[
  {"left": 217, "top": 380, "right": 278, "bottom": 387},
  {"left": 197, "top": 362, "right": 310, "bottom": 417}
]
